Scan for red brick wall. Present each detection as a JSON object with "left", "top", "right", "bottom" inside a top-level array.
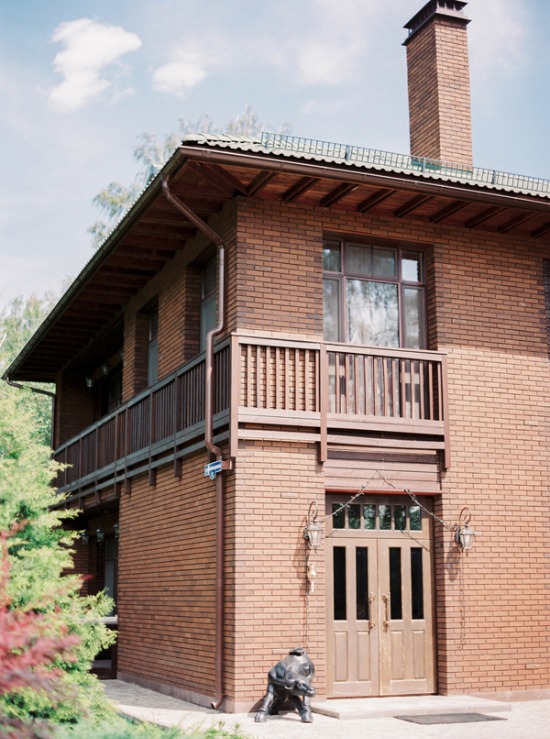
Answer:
[
  {"left": 55, "top": 191, "right": 550, "bottom": 701},
  {"left": 224, "top": 440, "right": 326, "bottom": 710},
  {"left": 117, "top": 454, "right": 218, "bottom": 700},
  {"left": 233, "top": 197, "right": 550, "bottom": 697}
]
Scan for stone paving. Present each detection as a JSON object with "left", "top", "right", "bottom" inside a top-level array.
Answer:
[{"left": 103, "top": 680, "right": 550, "bottom": 739}]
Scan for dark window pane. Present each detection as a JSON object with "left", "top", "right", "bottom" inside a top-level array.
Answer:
[
  {"left": 363, "top": 504, "right": 376, "bottom": 529},
  {"left": 389, "top": 548, "right": 403, "bottom": 620},
  {"left": 348, "top": 504, "right": 361, "bottom": 529},
  {"left": 147, "top": 308, "right": 159, "bottom": 386},
  {"left": 403, "top": 286, "right": 426, "bottom": 350},
  {"left": 332, "top": 503, "right": 345, "bottom": 529},
  {"left": 402, "top": 251, "right": 423, "bottom": 282},
  {"left": 323, "top": 241, "right": 341, "bottom": 272},
  {"left": 356, "top": 548, "right": 369, "bottom": 621},
  {"left": 409, "top": 505, "right": 421, "bottom": 531},
  {"left": 379, "top": 505, "right": 391, "bottom": 530},
  {"left": 323, "top": 278, "right": 341, "bottom": 342},
  {"left": 347, "top": 243, "right": 372, "bottom": 275},
  {"left": 394, "top": 505, "right": 406, "bottom": 530},
  {"left": 333, "top": 547, "right": 347, "bottom": 620},
  {"left": 373, "top": 247, "right": 397, "bottom": 279},
  {"left": 202, "top": 258, "right": 217, "bottom": 297},
  {"left": 411, "top": 548, "right": 424, "bottom": 620},
  {"left": 200, "top": 293, "right": 217, "bottom": 352}
]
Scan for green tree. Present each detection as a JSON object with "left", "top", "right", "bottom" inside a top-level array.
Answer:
[
  {"left": 0, "top": 380, "right": 115, "bottom": 730},
  {"left": 89, "top": 105, "right": 291, "bottom": 248},
  {"left": 0, "top": 293, "right": 58, "bottom": 447}
]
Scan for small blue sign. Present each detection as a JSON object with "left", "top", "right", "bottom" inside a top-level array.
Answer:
[{"left": 204, "top": 460, "right": 223, "bottom": 480}]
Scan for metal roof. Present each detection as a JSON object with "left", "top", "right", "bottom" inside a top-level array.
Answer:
[{"left": 183, "top": 132, "right": 550, "bottom": 200}]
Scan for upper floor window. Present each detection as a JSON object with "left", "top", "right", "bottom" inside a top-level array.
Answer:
[
  {"left": 147, "top": 305, "right": 159, "bottom": 385},
  {"left": 323, "top": 239, "right": 426, "bottom": 349},
  {"left": 200, "top": 258, "right": 218, "bottom": 352}
]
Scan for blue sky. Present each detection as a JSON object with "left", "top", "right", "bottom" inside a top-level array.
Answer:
[{"left": 1, "top": 0, "right": 548, "bottom": 306}]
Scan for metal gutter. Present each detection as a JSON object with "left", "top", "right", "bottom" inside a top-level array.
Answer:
[{"left": 161, "top": 175, "right": 230, "bottom": 711}]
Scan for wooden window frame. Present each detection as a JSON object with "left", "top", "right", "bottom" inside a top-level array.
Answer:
[{"left": 323, "top": 236, "right": 428, "bottom": 349}]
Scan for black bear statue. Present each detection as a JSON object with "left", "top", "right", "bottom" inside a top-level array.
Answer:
[{"left": 255, "top": 647, "right": 316, "bottom": 723}]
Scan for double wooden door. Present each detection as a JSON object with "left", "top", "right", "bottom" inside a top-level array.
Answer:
[{"left": 326, "top": 495, "right": 435, "bottom": 697}]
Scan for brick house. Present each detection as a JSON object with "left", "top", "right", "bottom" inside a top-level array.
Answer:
[{"left": 5, "top": 0, "right": 550, "bottom": 709}]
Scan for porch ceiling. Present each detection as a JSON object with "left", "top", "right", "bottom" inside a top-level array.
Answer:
[{"left": 7, "top": 140, "right": 550, "bottom": 383}]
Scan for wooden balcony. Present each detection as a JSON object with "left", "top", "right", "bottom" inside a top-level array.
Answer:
[{"left": 54, "top": 334, "right": 448, "bottom": 497}]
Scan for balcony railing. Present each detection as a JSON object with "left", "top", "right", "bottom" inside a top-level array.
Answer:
[
  {"left": 54, "top": 334, "right": 448, "bottom": 494},
  {"left": 54, "top": 342, "right": 230, "bottom": 491}
]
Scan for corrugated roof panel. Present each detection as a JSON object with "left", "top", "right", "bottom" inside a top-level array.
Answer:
[{"left": 181, "top": 132, "right": 550, "bottom": 200}]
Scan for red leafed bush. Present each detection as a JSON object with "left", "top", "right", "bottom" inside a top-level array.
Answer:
[{"left": 0, "top": 526, "right": 80, "bottom": 739}]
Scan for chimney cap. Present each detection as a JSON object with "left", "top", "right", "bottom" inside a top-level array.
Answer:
[{"left": 404, "top": 1, "right": 470, "bottom": 45}]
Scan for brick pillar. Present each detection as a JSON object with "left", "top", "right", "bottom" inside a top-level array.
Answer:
[{"left": 404, "top": 1, "right": 473, "bottom": 168}]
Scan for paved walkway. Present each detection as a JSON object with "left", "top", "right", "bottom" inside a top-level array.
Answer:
[{"left": 103, "top": 680, "right": 550, "bottom": 739}]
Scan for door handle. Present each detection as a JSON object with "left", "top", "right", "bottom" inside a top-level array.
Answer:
[
  {"left": 368, "top": 592, "right": 376, "bottom": 630},
  {"left": 383, "top": 593, "right": 391, "bottom": 630}
]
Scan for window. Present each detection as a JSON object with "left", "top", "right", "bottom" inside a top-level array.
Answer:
[
  {"left": 200, "top": 258, "right": 218, "bottom": 352},
  {"left": 147, "top": 306, "right": 159, "bottom": 386},
  {"left": 323, "top": 239, "right": 426, "bottom": 349}
]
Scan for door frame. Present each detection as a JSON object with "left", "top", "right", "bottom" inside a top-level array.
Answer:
[{"left": 325, "top": 493, "right": 437, "bottom": 698}]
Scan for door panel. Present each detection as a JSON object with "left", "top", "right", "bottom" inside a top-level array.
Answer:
[
  {"left": 326, "top": 495, "right": 435, "bottom": 698},
  {"left": 327, "top": 541, "right": 379, "bottom": 696},
  {"left": 378, "top": 540, "right": 434, "bottom": 695}
]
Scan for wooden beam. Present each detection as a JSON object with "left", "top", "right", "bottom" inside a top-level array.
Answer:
[
  {"left": 394, "top": 194, "right": 433, "bottom": 218},
  {"left": 247, "top": 171, "right": 277, "bottom": 196},
  {"left": 465, "top": 206, "right": 506, "bottom": 229},
  {"left": 187, "top": 162, "right": 248, "bottom": 197},
  {"left": 320, "top": 183, "right": 358, "bottom": 208},
  {"left": 531, "top": 221, "right": 550, "bottom": 239},
  {"left": 498, "top": 212, "right": 536, "bottom": 234},
  {"left": 357, "top": 189, "right": 395, "bottom": 213},
  {"left": 282, "top": 177, "right": 318, "bottom": 203},
  {"left": 429, "top": 200, "right": 468, "bottom": 223}
]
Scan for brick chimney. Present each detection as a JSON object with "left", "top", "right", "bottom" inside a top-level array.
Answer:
[{"left": 404, "top": 0, "right": 473, "bottom": 167}]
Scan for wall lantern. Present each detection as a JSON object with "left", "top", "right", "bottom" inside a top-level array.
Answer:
[
  {"left": 454, "top": 507, "right": 479, "bottom": 552},
  {"left": 96, "top": 527, "right": 105, "bottom": 544},
  {"left": 113, "top": 523, "right": 119, "bottom": 539},
  {"left": 85, "top": 377, "right": 94, "bottom": 390},
  {"left": 101, "top": 363, "right": 110, "bottom": 377},
  {"left": 81, "top": 531, "right": 89, "bottom": 545},
  {"left": 304, "top": 502, "right": 323, "bottom": 550}
]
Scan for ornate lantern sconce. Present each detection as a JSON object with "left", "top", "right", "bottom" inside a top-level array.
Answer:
[
  {"left": 81, "top": 531, "right": 89, "bottom": 545},
  {"left": 454, "top": 507, "right": 479, "bottom": 552},
  {"left": 304, "top": 502, "right": 323, "bottom": 550},
  {"left": 96, "top": 527, "right": 105, "bottom": 544}
]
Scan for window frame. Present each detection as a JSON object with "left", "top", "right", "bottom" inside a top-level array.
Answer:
[{"left": 323, "top": 237, "right": 427, "bottom": 349}]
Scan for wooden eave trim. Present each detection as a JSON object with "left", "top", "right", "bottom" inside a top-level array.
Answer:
[
  {"left": 430, "top": 200, "right": 468, "bottom": 223},
  {"left": 394, "top": 194, "right": 433, "bottom": 218},
  {"left": 465, "top": 206, "right": 506, "bottom": 229},
  {"left": 282, "top": 176, "right": 318, "bottom": 203},
  {"left": 178, "top": 145, "right": 550, "bottom": 216}
]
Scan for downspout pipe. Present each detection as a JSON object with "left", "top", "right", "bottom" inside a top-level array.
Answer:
[{"left": 162, "top": 176, "right": 230, "bottom": 711}]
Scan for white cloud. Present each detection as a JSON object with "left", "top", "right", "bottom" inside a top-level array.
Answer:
[
  {"left": 152, "top": 51, "right": 208, "bottom": 97},
  {"left": 469, "top": 0, "right": 530, "bottom": 76},
  {"left": 261, "top": 0, "right": 388, "bottom": 87},
  {"left": 49, "top": 18, "right": 142, "bottom": 112}
]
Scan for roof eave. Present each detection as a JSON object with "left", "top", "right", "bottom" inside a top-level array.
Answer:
[{"left": 3, "top": 148, "right": 186, "bottom": 384}]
